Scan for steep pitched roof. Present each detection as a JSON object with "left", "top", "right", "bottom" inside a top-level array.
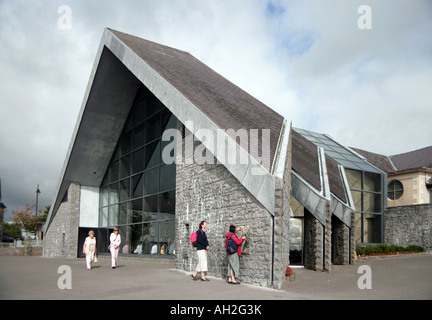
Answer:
[
  {"left": 46, "top": 28, "right": 286, "bottom": 230},
  {"left": 291, "top": 129, "right": 353, "bottom": 226},
  {"left": 291, "top": 129, "right": 321, "bottom": 192},
  {"left": 350, "top": 147, "right": 396, "bottom": 173},
  {"left": 109, "top": 29, "right": 284, "bottom": 172},
  {"left": 352, "top": 146, "right": 432, "bottom": 173},
  {"left": 389, "top": 146, "right": 432, "bottom": 171}
]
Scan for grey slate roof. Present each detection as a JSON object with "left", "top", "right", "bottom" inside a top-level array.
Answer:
[
  {"left": 352, "top": 146, "right": 432, "bottom": 173},
  {"left": 292, "top": 129, "right": 347, "bottom": 203},
  {"left": 389, "top": 146, "right": 432, "bottom": 171},
  {"left": 291, "top": 129, "right": 321, "bottom": 192},
  {"left": 350, "top": 147, "right": 396, "bottom": 173},
  {"left": 109, "top": 29, "right": 285, "bottom": 172}
]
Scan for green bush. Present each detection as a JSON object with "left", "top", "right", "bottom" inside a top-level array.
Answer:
[{"left": 356, "top": 244, "right": 425, "bottom": 255}]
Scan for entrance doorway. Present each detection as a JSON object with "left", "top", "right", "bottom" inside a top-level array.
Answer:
[{"left": 289, "top": 217, "right": 304, "bottom": 266}]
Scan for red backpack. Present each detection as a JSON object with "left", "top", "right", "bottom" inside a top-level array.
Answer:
[{"left": 190, "top": 231, "right": 197, "bottom": 247}]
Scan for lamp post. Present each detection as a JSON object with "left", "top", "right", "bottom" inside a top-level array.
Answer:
[{"left": 35, "top": 184, "right": 41, "bottom": 240}]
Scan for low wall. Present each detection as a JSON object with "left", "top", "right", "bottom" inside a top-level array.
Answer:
[
  {"left": 0, "top": 246, "right": 43, "bottom": 256},
  {"left": 384, "top": 204, "right": 432, "bottom": 251}
]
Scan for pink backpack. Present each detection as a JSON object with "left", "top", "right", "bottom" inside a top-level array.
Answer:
[{"left": 190, "top": 231, "right": 197, "bottom": 247}]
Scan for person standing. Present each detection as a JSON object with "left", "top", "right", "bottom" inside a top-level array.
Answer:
[
  {"left": 83, "top": 230, "right": 97, "bottom": 270},
  {"left": 192, "top": 221, "right": 210, "bottom": 282},
  {"left": 225, "top": 225, "right": 245, "bottom": 284},
  {"left": 109, "top": 227, "right": 121, "bottom": 269}
]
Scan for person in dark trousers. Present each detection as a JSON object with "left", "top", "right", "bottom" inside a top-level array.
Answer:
[
  {"left": 225, "top": 225, "right": 245, "bottom": 284},
  {"left": 192, "top": 221, "right": 210, "bottom": 281}
]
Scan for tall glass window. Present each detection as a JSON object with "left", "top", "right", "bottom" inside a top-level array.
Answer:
[
  {"left": 345, "top": 169, "right": 383, "bottom": 243},
  {"left": 98, "top": 85, "right": 177, "bottom": 256}
]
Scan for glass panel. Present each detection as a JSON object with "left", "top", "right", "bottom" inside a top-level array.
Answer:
[
  {"left": 364, "top": 214, "right": 382, "bottom": 243},
  {"left": 145, "top": 141, "right": 161, "bottom": 169},
  {"left": 142, "top": 221, "right": 159, "bottom": 254},
  {"left": 100, "top": 185, "right": 109, "bottom": 207},
  {"left": 130, "top": 198, "right": 143, "bottom": 224},
  {"left": 290, "top": 196, "right": 304, "bottom": 217},
  {"left": 363, "top": 192, "right": 382, "bottom": 213},
  {"left": 119, "top": 178, "right": 130, "bottom": 202},
  {"left": 132, "top": 148, "right": 144, "bottom": 174},
  {"left": 364, "top": 172, "right": 381, "bottom": 192},
  {"left": 118, "top": 225, "right": 130, "bottom": 254},
  {"left": 144, "top": 167, "right": 159, "bottom": 195},
  {"left": 120, "top": 155, "right": 130, "bottom": 179},
  {"left": 289, "top": 218, "right": 303, "bottom": 265},
  {"left": 159, "top": 220, "right": 175, "bottom": 255},
  {"left": 145, "top": 113, "right": 161, "bottom": 144},
  {"left": 132, "top": 99, "right": 146, "bottom": 126},
  {"left": 131, "top": 224, "right": 142, "bottom": 254},
  {"left": 351, "top": 190, "right": 362, "bottom": 212},
  {"left": 109, "top": 183, "right": 118, "bottom": 205},
  {"left": 146, "top": 91, "right": 162, "bottom": 117},
  {"left": 346, "top": 169, "right": 362, "bottom": 189},
  {"left": 119, "top": 202, "right": 129, "bottom": 225},
  {"left": 354, "top": 213, "right": 362, "bottom": 243},
  {"left": 160, "top": 190, "right": 175, "bottom": 213},
  {"left": 132, "top": 123, "right": 145, "bottom": 150},
  {"left": 108, "top": 204, "right": 118, "bottom": 227},
  {"left": 119, "top": 132, "right": 131, "bottom": 156},
  {"left": 143, "top": 195, "right": 158, "bottom": 221},
  {"left": 131, "top": 174, "right": 144, "bottom": 198},
  {"left": 99, "top": 207, "right": 108, "bottom": 227},
  {"left": 110, "top": 160, "right": 119, "bottom": 183},
  {"left": 160, "top": 164, "right": 176, "bottom": 192}
]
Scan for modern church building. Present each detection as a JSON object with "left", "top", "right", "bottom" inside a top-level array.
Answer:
[{"left": 44, "top": 28, "right": 377, "bottom": 288}]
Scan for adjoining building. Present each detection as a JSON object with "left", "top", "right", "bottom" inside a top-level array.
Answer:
[
  {"left": 352, "top": 146, "right": 432, "bottom": 251},
  {"left": 289, "top": 128, "right": 388, "bottom": 269},
  {"left": 44, "top": 28, "right": 359, "bottom": 287},
  {"left": 353, "top": 146, "right": 432, "bottom": 207}
]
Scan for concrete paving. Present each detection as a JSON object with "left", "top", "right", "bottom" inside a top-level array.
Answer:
[{"left": 0, "top": 254, "right": 431, "bottom": 300}]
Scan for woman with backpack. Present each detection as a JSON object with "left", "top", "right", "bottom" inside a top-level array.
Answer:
[
  {"left": 192, "top": 221, "right": 210, "bottom": 281},
  {"left": 225, "top": 225, "right": 245, "bottom": 284}
]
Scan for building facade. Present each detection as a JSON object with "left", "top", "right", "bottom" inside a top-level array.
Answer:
[
  {"left": 44, "top": 29, "right": 370, "bottom": 287},
  {"left": 43, "top": 28, "right": 294, "bottom": 288}
]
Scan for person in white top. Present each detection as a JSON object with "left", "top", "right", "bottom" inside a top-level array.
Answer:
[
  {"left": 83, "top": 230, "right": 97, "bottom": 270},
  {"left": 109, "top": 227, "right": 121, "bottom": 269}
]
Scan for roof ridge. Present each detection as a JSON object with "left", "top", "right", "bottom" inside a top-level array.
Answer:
[{"left": 107, "top": 27, "right": 192, "bottom": 56}]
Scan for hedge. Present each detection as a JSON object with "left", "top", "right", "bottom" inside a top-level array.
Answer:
[{"left": 356, "top": 244, "right": 425, "bottom": 256}]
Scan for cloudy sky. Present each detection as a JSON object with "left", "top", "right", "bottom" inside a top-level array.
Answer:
[{"left": 1, "top": 0, "right": 431, "bottom": 220}]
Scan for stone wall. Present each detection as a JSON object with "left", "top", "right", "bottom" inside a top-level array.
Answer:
[
  {"left": 174, "top": 138, "right": 289, "bottom": 288},
  {"left": 384, "top": 203, "right": 432, "bottom": 251},
  {"left": 0, "top": 246, "right": 42, "bottom": 256},
  {"left": 304, "top": 209, "right": 326, "bottom": 271},
  {"left": 43, "top": 182, "right": 80, "bottom": 258},
  {"left": 303, "top": 203, "right": 355, "bottom": 271},
  {"left": 331, "top": 213, "right": 354, "bottom": 265}
]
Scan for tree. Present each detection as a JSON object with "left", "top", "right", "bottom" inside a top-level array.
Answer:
[{"left": 12, "top": 204, "right": 43, "bottom": 238}]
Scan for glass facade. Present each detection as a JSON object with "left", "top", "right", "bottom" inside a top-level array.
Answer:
[
  {"left": 293, "top": 128, "right": 385, "bottom": 244},
  {"left": 289, "top": 197, "right": 304, "bottom": 266},
  {"left": 98, "top": 85, "right": 177, "bottom": 256},
  {"left": 345, "top": 169, "right": 383, "bottom": 243}
]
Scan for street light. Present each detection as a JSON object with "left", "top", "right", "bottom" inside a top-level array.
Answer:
[
  {"left": 35, "top": 185, "right": 41, "bottom": 240},
  {"left": 35, "top": 184, "right": 41, "bottom": 216}
]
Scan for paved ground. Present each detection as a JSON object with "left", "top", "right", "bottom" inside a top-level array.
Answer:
[{"left": 0, "top": 254, "right": 431, "bottom": 300}]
